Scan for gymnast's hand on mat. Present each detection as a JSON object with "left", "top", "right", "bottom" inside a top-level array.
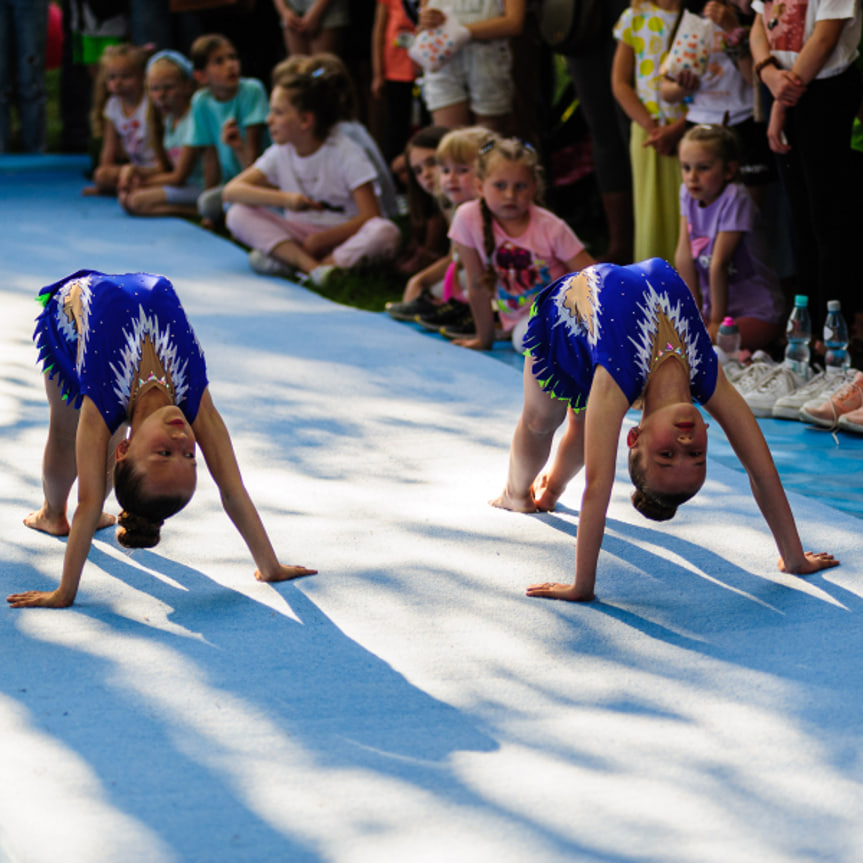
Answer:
[
  {"left": 525, "top": 582, "right": 594, "bottom": 602},
  {"left": 255, "top": 564, "right": 318, "bottom": 583},
  {"left": 777, "top": 551, "right": 839, "bottom": 575},
  {"left": 7, "top": 588, "right": 75, "bottom": 609}
]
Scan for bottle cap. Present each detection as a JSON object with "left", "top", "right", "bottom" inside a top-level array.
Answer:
[
  {"left": 827, "top": 300, "right": 841, "bottom": 312},
  {"left": 721, "top": 316, "right": 735, "bottom": 326},
  {"left": 794, "top": 294, "right": 808, "bottom": 306}
]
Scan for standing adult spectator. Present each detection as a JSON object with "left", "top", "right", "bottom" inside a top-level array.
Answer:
[
  {"left": 561, "top": 0, "right": 634, "bottom": 263},
  {"left": 0, "top": 0, "right": 50, "bottom": 152}
]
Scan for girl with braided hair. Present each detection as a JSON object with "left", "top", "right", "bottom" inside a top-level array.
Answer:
[
  {"left": 448, "top": 135, "right": 595, "bottom": 351},
  {"left": 8, "top": 270, "right": 316, "bottom": 609}
]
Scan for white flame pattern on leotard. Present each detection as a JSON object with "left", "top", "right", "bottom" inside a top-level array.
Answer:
[
  {"left": 628, "top": 277, "right": 703, "bottom": 381},
  {"left": 108, "top": 307, "right": 191, "bottom": 409}
]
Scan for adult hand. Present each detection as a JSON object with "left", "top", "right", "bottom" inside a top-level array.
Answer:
[
  {"left": 778, "top": 551, "right": 839, "bottom": 575},
  {"left": 675, "top": 68, "right": 701, "bottom": 92},
  {"left": 703, "top": 0, "right": 738, "bottom": 31},
  {"left": 418, "top": 7, "right": 445, "bottom": 30},
  {"left": 767, "top": 101, "right": 791, "bottom": 154},
  {"left": 645, "top": 122, "right": 682, "bottom": 157},
  {"left": 763, "top": 66, "right": 805, "bottom": 106}
]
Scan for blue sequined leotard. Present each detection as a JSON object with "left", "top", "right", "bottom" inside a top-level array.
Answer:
[
  {"left": 523, "top": 258, "right": 718, "bottom": 412},
  {"left": 33, "top": 270, "right": 208, "bottom": 432}
]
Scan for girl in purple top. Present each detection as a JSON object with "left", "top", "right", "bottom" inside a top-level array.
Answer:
[{"left": 675, "top": 124, "right": 784, "bottom": 352}]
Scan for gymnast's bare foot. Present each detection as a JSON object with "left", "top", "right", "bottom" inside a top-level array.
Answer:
[
  {"left": 531, "top": 473, "right": 565, "bottom": 512},
  {"left": 490, "top": 489, "right": 538, "bottom": 513},
  {"left": 24, "top": 507, "right": 115, "bottom": 535}
]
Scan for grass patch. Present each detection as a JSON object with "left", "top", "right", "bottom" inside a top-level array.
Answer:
[{"left": 311, "top": 262, "right": 405, "bottom": 312}]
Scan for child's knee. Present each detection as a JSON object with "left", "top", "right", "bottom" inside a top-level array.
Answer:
[{"left": 332, "top": 218, "right": 401, "bottom": 268}]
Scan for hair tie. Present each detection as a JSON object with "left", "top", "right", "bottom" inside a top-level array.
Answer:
[{"left": 147, "top": 49, "right": 194, "bottom": 79}]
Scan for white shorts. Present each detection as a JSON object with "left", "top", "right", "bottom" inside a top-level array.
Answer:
[{"left": 421, "top": 39, "right": 513, "bottom": 117}]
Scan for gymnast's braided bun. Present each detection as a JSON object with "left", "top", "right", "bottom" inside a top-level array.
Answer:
[
  {"left": 113, "top": 459, "right": 192, "bottom": 548},
  {"left": 630, "top": 489, "right": 677, "bottom": 522},
  {"left": 116, "top": 510, "right": 163, "bottom": 548}
]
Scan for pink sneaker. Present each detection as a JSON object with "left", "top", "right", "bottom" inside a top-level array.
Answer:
[
  {"left": 837, "top": 405, "right": 863, "bottom": 434},
  {"left": 799, "top": 370, "right": 863, "bottom": 428}
]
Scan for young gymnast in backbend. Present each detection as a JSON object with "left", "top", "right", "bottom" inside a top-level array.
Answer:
[
  {"left": 7, "top": 270, "right": 316, "bottom": 609},
  {"left": 492, "top": 258, "right": 838, "bottom": 602}
]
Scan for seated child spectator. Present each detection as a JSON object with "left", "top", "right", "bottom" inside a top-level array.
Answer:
[
  {"left": 222, "top": 56, "right": 401, "bottom": 284},
  {"left": 674, "top": 123, "right": 783, "bottom": 352},
  {"left": 84, "top": 43, "right": 157, "bottom": 196},
  {"left": 449, "top": 136, "right": 595, "bottom": 351},
  {"left": 279, "top": 52, "right": 400, "bottom": 221},
  {"left": 118, "top": 50, "right": 206, "bottom": 218},
  {"left": 186, "top": 34, "right": 270, "bottom": 224},
  {"left": 394, "top": 124, "right": 450, "bottom": 276},
  {"left": 386, "top": 125, "right": 491, "bottom": 334}
]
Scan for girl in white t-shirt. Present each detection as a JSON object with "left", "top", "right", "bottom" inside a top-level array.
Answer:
[
  {"left": 84, "top": 44, "right": 158, "bottom": 197},
  {"left": 449, "top": 136, "right": 595, "bottom": 351},
  {"left": 223, "top": 55, "right": 400, "bottom": 284}
]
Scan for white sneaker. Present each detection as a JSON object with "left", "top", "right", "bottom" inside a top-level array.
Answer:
[
  {"left": 249, "top": 249, "right": 294, "bottom": 277},
  {"left": 309, "top": 264, "right": 336, "bottom": 287},
  {"left": 722, "top": 358, "right": 747, "bottom": 383},
  {"left": 732, "top": 354, "right": 778, "bottom": 395},
  {"left": 744, "top": 366, "right": 805, "bottom": 417},
  {"left": 771, "top": 367, "right": 837, "bottom": 419}
]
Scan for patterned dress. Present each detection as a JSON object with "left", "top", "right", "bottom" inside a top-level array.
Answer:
[
  {"left": 523, "top": 258, "right": 718, "bottom": 413},
  {"left": 33, "top": 270, "right": 208, "bottom": 432}
]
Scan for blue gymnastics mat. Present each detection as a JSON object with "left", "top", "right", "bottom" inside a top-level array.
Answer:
[{"left": 3, "top": 155, "right": 863, "bottom": 863}]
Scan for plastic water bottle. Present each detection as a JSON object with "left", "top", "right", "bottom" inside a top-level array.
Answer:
[
  {"left": 784, "top": 294, "right": 811, "bottom": 379},
  {"left": 716, "top": 316, "right": 740, "bottom": 363},
  {"left": 823, "top": 299, "right": 850, "bottom": 375}
]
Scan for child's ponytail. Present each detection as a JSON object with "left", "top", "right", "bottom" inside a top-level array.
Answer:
[
  {"left": 270, "top": 53, "right": 352, "bottom": 141},
  {"left": 479, "top": 197, "right": 497, "bottom": 295}
]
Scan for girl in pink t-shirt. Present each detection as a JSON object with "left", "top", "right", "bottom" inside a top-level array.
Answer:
[{"left": 449, "top": 136, "right": 595, "bottom": 351}]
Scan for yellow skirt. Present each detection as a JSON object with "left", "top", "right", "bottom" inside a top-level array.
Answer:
[{"left": 630, "top": 121, "right": 681, "bottom": 264}]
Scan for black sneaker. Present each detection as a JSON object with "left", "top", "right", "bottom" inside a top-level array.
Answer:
[
  {"left": 416, "top": 299, "right": 472, "bottom": 330},
  {"left": 440, "top": 315, "right": 477, "bottom": 339},
  {"left": 385, "top": 291, "right": 439, "bottom": 322}
]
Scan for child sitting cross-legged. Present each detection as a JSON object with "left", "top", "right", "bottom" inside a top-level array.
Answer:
[{"left": 223, "top": 55, "right": 401, "bottom": 285}]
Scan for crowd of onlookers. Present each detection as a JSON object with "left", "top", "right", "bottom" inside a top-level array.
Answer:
[{"left": 2, "top": 0, "right": 863, "bottom": 429}]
